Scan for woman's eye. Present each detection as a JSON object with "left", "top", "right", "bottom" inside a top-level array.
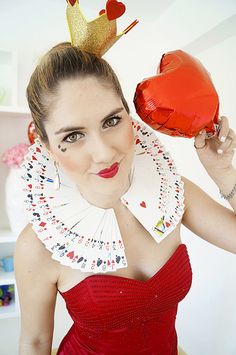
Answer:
[
  {"left": 63, "top": 132, "right": 83, "bottom": 143},
  {"left": 62, "top": 117, "right": 121, "bottom": 143},
  {"left": 104, "top": 116, "right": 122, "bottom": 128}
]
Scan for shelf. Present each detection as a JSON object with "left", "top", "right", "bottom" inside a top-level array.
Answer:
[
  {"left": 0, "top": 105, "right": 30, "bottom": 114},
  {"left": 0, "top": 229, "right": 16, "bottom": 243},
  {"left": 0, "top": 283, "right": 19, "bottom": 319},
  {"left": 0, "top": 230, "right": 16, "bottom": 284},
  {"left": 0, "top": 302, "right": 19, "bottom": 319},
  {"left": 0, "top": 302, "right": 20, "bottom": 319},
  {"left": 0, "top": 105, "right": 31, "bottom": 119},
  {"left": 0, "top": 271, "right": 15, "bottom": 285},
  {"left": 0, "top": 49, "right": 23, "bottom": 323},
  {"left": 0, "top": 293, "right": 19, "bottom": 319},
  {"left": 0, "top": 49, "right": 17, "bottom": 106}
]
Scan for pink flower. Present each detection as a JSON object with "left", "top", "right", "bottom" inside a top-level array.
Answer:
[{"left": 2, "top": 143, "right": 30, "bottom": 168}]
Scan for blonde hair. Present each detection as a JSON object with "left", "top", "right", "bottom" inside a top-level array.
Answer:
[{"left": 26, "top": 42, "right": 130, "bottom": 144}]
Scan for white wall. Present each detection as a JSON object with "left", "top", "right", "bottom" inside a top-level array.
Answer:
[{"left": 0, "top": 1, "right": 236, "bottom": 354}]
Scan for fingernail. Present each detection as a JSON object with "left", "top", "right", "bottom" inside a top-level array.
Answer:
[
  {"left": 199, "top": 130, "right": 203, "bottom": 135},
  {"left": 217, "top": 149, "right": 223, "bottom": 154},
  {"left": 220, "top": 135, "right": 226, "bottom": 142}
]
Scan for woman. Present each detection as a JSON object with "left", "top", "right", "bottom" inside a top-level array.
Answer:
[{"left": 14, "top": 42, "right": 236, "bottom": 355}]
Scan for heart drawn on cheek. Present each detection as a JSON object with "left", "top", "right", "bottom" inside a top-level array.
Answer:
[{"left": 140, "top": 201, "right": 146, "bottom": 208}]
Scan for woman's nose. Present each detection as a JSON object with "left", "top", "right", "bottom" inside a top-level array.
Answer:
[{"left": 89, "top": 134, "right": 116, "bottom": 164}]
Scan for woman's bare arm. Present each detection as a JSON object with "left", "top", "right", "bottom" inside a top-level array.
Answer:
[
  {"left": 14, "top": 224, "right": 60, "bottom": 355},
  {"left": 182, "top": 176, "right": 236, "bottom": 253}
]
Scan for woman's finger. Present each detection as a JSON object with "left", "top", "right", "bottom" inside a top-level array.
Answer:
[
  {"left": 194, "top": 129, "right": 207, "bottom": 149},
  {"left": 218, "top": 116, "right": 230, "bottom": 142},
  {"left": 216, "top": 128, "right": 236, "bottom": 154},
  {"left": 224, "top": 137, "right": 236, "bottom": 154}
]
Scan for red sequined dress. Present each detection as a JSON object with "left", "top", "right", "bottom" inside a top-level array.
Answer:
[{"left": 57, "top": 244, "right": 192, "bottom": 355}]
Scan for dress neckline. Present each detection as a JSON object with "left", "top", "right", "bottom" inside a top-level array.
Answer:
[{"left": 59, "top": 243, "right": 187, "bottom": 295}]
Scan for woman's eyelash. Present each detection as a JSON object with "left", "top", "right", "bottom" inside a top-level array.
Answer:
[
  {"left": 62, "top": 116, "right": 122, "bottom": 143},
  {"left": 62, "top": 132, "right": 83, "bottom": 143},
  {"left": 104, "top": 116, "right": 122, "bottom": 127}
]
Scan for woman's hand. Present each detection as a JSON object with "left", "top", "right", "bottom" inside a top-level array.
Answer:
[{"left": 194, "top": 116, "right": 236, "bottom": 179}]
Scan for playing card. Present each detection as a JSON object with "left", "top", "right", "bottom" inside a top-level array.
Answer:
[{"left": 20, "top": 118, "right": 185, "bottom": 272}]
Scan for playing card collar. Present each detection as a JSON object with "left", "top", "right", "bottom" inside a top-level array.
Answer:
[{"left": 20, "top": 118, "right": 185, "bottom": 273}]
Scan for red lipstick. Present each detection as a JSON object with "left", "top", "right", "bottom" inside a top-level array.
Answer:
[{"left": 97, "top": 162, "right": 119, "bottom": 178}]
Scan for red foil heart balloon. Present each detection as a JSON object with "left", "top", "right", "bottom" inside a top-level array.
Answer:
[
  {"left": 133, "top": 50, "right": 219, "bottom": 138},
  {"left": 28, "top": 121, "right": 37, "bottom": 144}
]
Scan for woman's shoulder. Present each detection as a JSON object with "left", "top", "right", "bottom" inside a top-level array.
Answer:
[
  {"left": 16, "top": 223, "right": 38, "bottom": 244},
  {"left": 180, "top": 174, "right": 219, "bottom": 221},
  {"left": 14, "top": 223, "right": 60, "bottom": 283},
  {"left": 16, "top": 223, "right": 49, "bottom": 257},
  {"left": 180, "top": 175, "right": 196, "bottom": 213},
  {"left": 181, "top": 175, "right": 208, "bottom": 208}
]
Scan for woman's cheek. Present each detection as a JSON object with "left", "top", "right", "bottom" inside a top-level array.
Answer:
[
  {"left": 122, "top": 125, "right": 135, "bottom": 152},
  {"left": 57, "top": 152, "right": 85, "bottom": 182}
]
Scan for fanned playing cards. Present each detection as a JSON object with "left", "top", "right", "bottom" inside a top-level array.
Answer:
[{"left": 20, "top": 117, "right": 185, "bottom": 273}]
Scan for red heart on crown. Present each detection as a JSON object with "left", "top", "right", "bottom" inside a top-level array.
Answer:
[
  {"left": 106, "top": 0, "right": 126, "bottom": 21},
  {"left": 68, "top": 0, "right": 76, "bottom": 6},
  {"left": 99, "top": 9, "right": 106, "bottom": 16},
  {"left": 134, "top": 50, "right": 219, "bottom": 138}
]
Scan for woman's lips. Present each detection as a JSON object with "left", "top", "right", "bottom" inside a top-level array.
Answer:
[{"left": 97, "top": 162, "right": 119, "bottom": 178}]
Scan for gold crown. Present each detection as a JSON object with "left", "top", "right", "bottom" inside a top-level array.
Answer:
[{"left": 66, "top": 0, "right": 138, "bottom": 57}]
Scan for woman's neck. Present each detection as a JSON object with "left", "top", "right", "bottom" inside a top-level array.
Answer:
[{"left": 78, "top": 177, "right": 131, "bottom": 210}]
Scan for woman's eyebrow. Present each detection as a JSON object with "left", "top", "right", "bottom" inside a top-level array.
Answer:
[{"left": 54, "top": 107, "right": 124, "bottom": 135}]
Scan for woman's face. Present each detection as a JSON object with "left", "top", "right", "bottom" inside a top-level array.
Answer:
[{"left": 44, "top": 76, "right": 135, "bottom": 208}]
